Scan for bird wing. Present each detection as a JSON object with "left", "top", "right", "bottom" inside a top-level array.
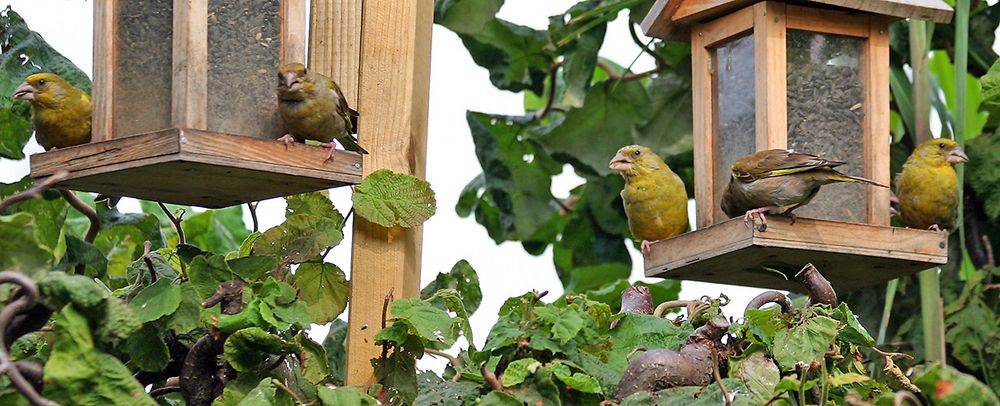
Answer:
[
  {"left": 325, "top": 77, "right": 359, "bottom": 134},
  {"left": 731, "top": 149, "right": 844, "bottom": 181}
]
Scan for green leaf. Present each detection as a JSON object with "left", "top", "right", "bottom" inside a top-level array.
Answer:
[
  {"left": 0, "top": 213, "right": 56, "bottom": 277},
  {"left": 547, "top": 360, "right": 603, "bottom": 394},
  {"left": 124, "top": 323, "right": 169, "bottom": 372},
  {"left": 58, "top": 235, "right": 108, "bottom": 277},
  {"left": 317, "top": 386, "right": 378, "bottom": 406},
  {"left": 981, "top": 57, "right": 1000, "bottom": 115},
  {"left": 323, "top": 319, "right": 348, "bottom": 385},
  {"left": 238, "top": 232, "right": 262, "bottom": 257},
  {"left": 38, "top": 272, "right": 107, "bottom": 311},
  {"left": 94, "top": 297, "right": 143, "bottom": 346},
  {"left": 929, "top": 50, "right": 989, "bottom": 140},
  {"left": 771, "top": 315, "right": 839, "bottom": 371},
  {"left": 166, "top": 283, "right": 202, "bottom": 333},
  {"left": 294, "top": 334, "right": 330, "bottom": 384},
  {"left": 548, "top": 7, "right": 605, "bottom": 108},
  {"left": 188, "top": 255, "right": 236, "bottom": 299},
  {"left": 420, "top": 259, "right": 482, "bottom": 315},
  {"left": 129, "top": 278, "right": 182, "bottom": 323},
  {"left": 501, "top": 358, "right": 541, "bottom": 387},
  {"left": 294, "top": 262, "right": 350, "bottom": 324},
  {"left": 0, "top": 177, "right": 68, "bottom": 258},
  {"left": 967, "top": 133, "right": 1000, "bottom": 222},
  {"left": 182, "top": 206, "right": 250, "bottom": 254},
  {"left": 0, "top": 7, "right": 92, "bottom": 159},
  {"left": 228, "top": 255, "right": 277, "bottom": 281},
  {"left": 833, "top": 302, "right": 875, "bottom": 346},
  {"left": 237, "top": 378, "right": 277, "bottom": 406},
  {"left": 125, "top": 251, "right": 178, "bottom": 286},
  {"left": 389, "top": 298, "right": 457, "bottom": 346},
  {"left": 536, "top": 306, "right": 584, "bottom": 345},
  {"left": 224, "top": 327, "right": 298, "bottom": 372},
  {"left": 42, "top": 305, "right": 156, "bottom": 406},
  {"left": 479, "top": 391, "right": 522, "bottom": 406},
  {"left": 433, "top": 0, "right": 504, "bottom": 35},
  {"left": 608, "top": 313, "right": 693, "bottom": 373},
  {"left": 414, "top": 372, "right": 482, "bottom": 405},
  {"left": 912, "top": 363, "right": 1000, "bottom": 405},
  {"left": 743, "top": 307, "right": 787, "bottom": 347},
  {"left": 731, "top": 353, "right": 779, "bottom": 403},
  {"left": 352, "top": 169, "right": 436, "bottom": 228},
  {"left": 255, "top": 214, "right": 344, "bottom": 263},
  {"left": 828, "top": 372, "right": 871, "bottom": 387},
  {"left": 442, "top": 14, "right": 552, "bottom": 94}
]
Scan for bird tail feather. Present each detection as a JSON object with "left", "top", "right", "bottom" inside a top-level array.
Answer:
[{"left": 828, "top": 174, "right": 887, "bottom": 188}]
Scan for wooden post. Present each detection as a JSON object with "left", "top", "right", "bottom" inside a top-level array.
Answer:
[
  {"left": 326, "top": 0, "right": 433, "bottom": 386},
  {"left": 753, "top": 2, "right": 787, "bottom": 150},
  {"left": 91, "top": 0, "right": 115, "bottom": 142}
]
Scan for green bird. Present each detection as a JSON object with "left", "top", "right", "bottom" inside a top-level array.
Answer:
[
  {"left": 276, "top": 63, "right": 368, "bottom": 161},
  {"left": 610, "top": 145, "right": 689, "bottom": 255},
  {"left": 721, "top": 149, "right": 885, "bottom": 227},
  {"left": 12, "top": 73, "right": 91, "bottom": 150},
  {"left": 895, "top": 138, "right": 968, "bottom": 232}
]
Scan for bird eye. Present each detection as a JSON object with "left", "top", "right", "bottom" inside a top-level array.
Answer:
[
  {"left": 938, "top": 142, "right": 946, "bottom": 148},
  {"left": 37, "top": 79, "right": 45, "bottom": 86},
  {"left": 633, "top": 150, "right": 641, "bottom": 156}
]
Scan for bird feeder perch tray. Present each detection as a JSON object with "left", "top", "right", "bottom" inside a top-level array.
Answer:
[
  {"left": 28, "top": 129, "right": 362, "bottom": 208},
  {"left": 644, "top": 217, "right": 948, "bottom": 293}
]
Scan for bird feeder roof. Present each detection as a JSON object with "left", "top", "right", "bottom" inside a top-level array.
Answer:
[{"left": 642, "top": 0, "right": 954, "bottom": 40}]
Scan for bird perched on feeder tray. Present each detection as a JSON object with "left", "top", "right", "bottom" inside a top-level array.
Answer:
[
  {"left": 895, "top": 138, "right": 968, "bottom": 232},
  {"left": 11, "top": 73, "right": 91, "bottom": 150},
  {"left": 609, "top": 145, "right": 689, "bottom": 256},
  {"left": 275, "top": 63, "right": 368, "bottom": 161},
  {"left": 721, "top": 149, "right": 886, "bottom": 228}
]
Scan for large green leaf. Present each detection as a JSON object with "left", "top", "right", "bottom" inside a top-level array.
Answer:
[
  {"left": 0, "top": 177, "right": 68, "bottom": 259},
  {"left": 0, "top": 212, "right": 54, "bottom": 277},
  {"left": 607, "top": 313, "right": 693, "bottom": 373},
  {"left": 317, "top": 386, "right": 378, "bottom": 406},
  {"left": 124, "top": 323, "right": 169, "bottom": 372},
  {"left": 929, "top": 50, "right": 989, "bottom": 140},
  {"left": 293, "top": 262, "right": 350, "bottom": 324},
  {"left": 389, "top": 298, "right": 458, "bottom": 347},
  {"left": 771, "top": 315, "right": 840, "bottom": 371},
  {"left": 224, "top": 327, "right": 299, "bottom": 372},
  {"left": 967, "top": 134, "right": 1000, "bottom": 222},
  {"left": 294, "top": 334, "right": 330, "bottom": 385},
  {"left": 547, "top": 4, "right": 606, "bottom": 108},
  {"left": 352, "top": 169, "right": 436, "bottom": 228},
  {"left": 420, "top": 259, "right": 482, "bottom": 315},
  {"left": 255, "top": 193, "right": 344, "bottom": 262},
  {"left": 182, "top": 206, "right": 250, "bottom": 254},
  {"left": 323, "top": 319, "right": 348, "bottom": 386},
  {"left": 128, "top": 278, "right": 182, "bottom": 323},
  {"left": 42, "top": 305, "right": 156, "bottom": 406},
  {"left": 0, "top": 7, "right": 91, "bottom": 160},
  {"left": 443, "top": 13, "right": 553, "bottom": 93},
  {"left": 433, "top": 0, "right": 504, "bottom": 35}
]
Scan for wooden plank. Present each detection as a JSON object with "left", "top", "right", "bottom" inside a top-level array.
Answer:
[
  {"left": 809, "top": 0, "right": 953, "bottom": 24},
  {"left": 91, "top": 0, "right": 115, "bottom": 142},
  {"left": 753, "top": 2, "right": 787, "bottom": 150},
  {"left": 691, "top": 25, "right": 714, "bottom": 228},
  {"left": 698, "top": 5, "right": 754, "bottom": 46},
  {"left": 674, "top": 0, "right": 756, "bottom": 23},
  {"left": 171, "top": 0, "right": 208, "bottom": 130},
  {"left": 640, "top": 0, "right": 684, "bottom": 40},
  {"left": 785, "top": 4, "right": 870, "bottom": 38},
  {"left": 309, "top": 0, "right": 363, "bottom": 107},
  {"left": 864, "top": 16, "right": 892, "bottom": 226},
  {"left": 645, "top": 217, "right": 948, "bottom": 292},
  {"left": 280, "top": 0, "right": 308, "bottom": 64},
  {"left": 29, "top": 129, "right": 180, "bottom": 176},
  {"left": 344, "top": 0, "right": 434, "bottom": 386}
]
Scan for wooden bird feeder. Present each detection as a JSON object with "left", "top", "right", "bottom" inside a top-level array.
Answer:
[
  {"left": 27, "top": 0, "right": 362, "bottom": 208},
  {"left": 640, "top": 0, "right": 953, "bottom": 292}
]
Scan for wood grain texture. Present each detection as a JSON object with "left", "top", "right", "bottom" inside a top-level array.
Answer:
[
  {"left": 753, "top": 2, "right": 787, "bottom": 150},
  {"left": 92, "top": 0, "right": 115, "bottom": 142},
  {"left": 645, "top": 217, "right": 948, "bottom": 292},
  {"left": 864, "top": 16, "right": 891, "bottom": 226},
  {"left": 28, "top": 129, "right": 361, "bottom": 208},
  {"left": 691, "top": 26, "right": 714, "bottom": 228},
  {"left": 309, "top": 0, "right": 362, "bottom": 107},
  {"left": 280, "top": 0, "right": 307, "bottom": 65},
  {"left": 809, "top": 0, "right": 953, "bottom": 23},
  {"left": 698, "top": 5, "right": 754, "bottom": 46},
  {"left": 785, "top": 4, "right": 870, "bottom": 37},
  {"left": 674, "top": 0, "right": 756, "bottom": 23},
  {"left": 171, "top": 0, "right": 207, "bottom": 130},
  {"left": 344, "top": 0, "right": 434, "bottom": 386}
]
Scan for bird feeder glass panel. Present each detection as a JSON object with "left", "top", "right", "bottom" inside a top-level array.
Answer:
[
  {"left": 711, "top": 33, "right": 756, "bottom": 210},
  {"left": 114, "top": 0, "right": 173, "bottom": 137},
  {"left": 785, "top": 30, "right": 866, "bottom": 223},
  {"left": 207, "top": 0, "right": 283, "bottom": 139}
]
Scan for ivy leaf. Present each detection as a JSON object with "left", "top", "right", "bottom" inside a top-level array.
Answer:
[
  {"left": 772, "top": 315, "right": 840, "bottom": 371},
  {"left": 129, "top": 278, "right": 182, "bottom": 323},
  {"left": 317, "top": 386, "right": 378, "bottom": 406},
  {"left": 255, "top": 213, "right": 344, "bottom": 263},
  {"left": 42, "top": 305, "right": 156, "bottom": 406},
  {"left": 224, "top": 327, "right": 299, "bottom": 372},
  {"left": 352, "top": 169, "right": 436, "bottom": 228},
  {"left": 420, "top": 259, "right": 482, "bottom": 315},
  {"left": 294, "top": 262, "right": 350, "bottom": 324},
  {"left": 501, "top": 358, "right": 541, "bottom": 387},
  {"left": 389, "top": 298, "right": 457, "bottom": 346}
]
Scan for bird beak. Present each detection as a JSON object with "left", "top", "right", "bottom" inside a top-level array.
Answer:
[
  {"left": 12, "top": 82, "right": 35, "bottom": 100},
  {"left": 947, "top": 148, "right": 969, "bottom": 164},
  {"left": 283, "top": 72, "right": 302, "bottom": 90},
  {"left": 609, "top": 152, "right": 632, "bottom": 172}
]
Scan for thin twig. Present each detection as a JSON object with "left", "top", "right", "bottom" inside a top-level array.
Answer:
[
  {"left": 142, "top": 240, "right": 157, "bottom": 283},
  {"left": 0, "top": 272, "right": 59, "bottom": 406},
  {"left": 344, "top": 207, "right": 354, "bottom": 224},
  {"left": 535, "top": 62, "right": 562, "bottom": 119},
  {"left": 59, "top": 190, "right": 99, "bottom": 243},
  {"left": 712, "top": 349, "right": 731, "bottom": 406},
  {"left": 377, "top": 287, "right": 396, "bottom": 385},
  {"left": 272, "top": 379, "right": 304, "bottom": 404},
  {"left": 0, "top": 171, "right": 68, "bottom": 212},
  {"left": 424, "top": 348, "right": 463, "bottom": 369},
  {"left": 798, "top": 365, "right": 809, "bottom": 406},
  {"left": 629, "top": 22, "right": 667, "bottom": 69},
  {"left": 871, "top": 347, "right": 920, "bottom": 392},
  {"left": 595, "top": 59, "right": 660, "bottom": 81},
  {"left": 247, "top": 202, "right": 259, "bottom": 233},
  {"left": 480, "top": 362, "right": 504, "bottom": 392},
  {"left": 157, "top": 202, "right": 186, "bottom": 245},
  {"left": 984, "top": 234, "right": 995, "bottom": 267},
  {"left": 149, "top": 386, "right": 181, "bottom": 398},
  {"left": 653, "top": 300, "right": 700, "bottom": 318}
]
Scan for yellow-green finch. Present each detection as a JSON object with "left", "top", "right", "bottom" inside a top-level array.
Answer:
[
  {"left": 12, "top": 73, "right": 91, "bottom": 150},
  {"left": 721, "top": 149, "right": 885, "bottom": 226},
  {"left": 610, "top": 145, "right": 689, "bottom": 255},
  {"left": 276, "top": 63, "right": 368, "bottom": 161},
  {"left": 895, "top": 138, "right": 968, "bottom": 231}
]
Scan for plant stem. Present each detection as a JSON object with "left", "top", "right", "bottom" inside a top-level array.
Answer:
[
  {"left": 877, "top": 279, "right": 898, "bottom": 346},
  {"left": 909, "top": 20, "right": 931, "bottom": 145},
  {"left": 955, "top": 0, "right": 972, "bottom": 280},
  {"left": 918, "top": 268, "right": 946, "bottom": 363}
]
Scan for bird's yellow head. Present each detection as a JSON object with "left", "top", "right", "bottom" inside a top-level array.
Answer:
[
  {"left": 12, "top": 73, "right": 72, "bottom": 106},
  {"left": 912, "top": 138, "right": 968, "bottom": 166},
  {"left": 609, "top": 145, "right": 665, "bottom": 177},
  {"left": 277, "top": 63, "right": 311, "bottom": 100}
]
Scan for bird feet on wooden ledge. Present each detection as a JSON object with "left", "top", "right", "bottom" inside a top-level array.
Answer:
[
  {"left": 641, "top": 240, "right": 654, "bottom": 256},
  {"left": 320, "top": 142, "right": 341, "bottom": 162},
  {"left": 743, "top": 206, "right": 778, "bottom": 232},
  {"left": 277, "top": 134, "right": 297, "bottom": 150},
  {"left": 928, "top": 224, "right": 945, "bottom": 232}
]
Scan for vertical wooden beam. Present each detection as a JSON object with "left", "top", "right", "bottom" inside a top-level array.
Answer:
[
  {"left": 92, "top": 0, "right": 116, "bottom": 142},
  {"left": 280, "top": 0, "right": 307, "bottom": 65},
  {"left": 344, "top": 0, "right": 433, "bottom": 386},
  {"left": 171, "top": 0, "right": 207, "bottom": 130},
  {"left": 865, "top": 16, "right": 891, "bottom": 226},
  {"left": 308, "top": 0, "right": 363, "bottom": 107},
  {"left": 753, "top": 1, "right": 787, "bottom": 150},
  {"left": 691, "top": 26, "right": 713, "bottom": 228}
]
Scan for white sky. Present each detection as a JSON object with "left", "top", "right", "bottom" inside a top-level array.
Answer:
[{"left": 0, "top": 0, "right": 789, "bottom": 371}]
